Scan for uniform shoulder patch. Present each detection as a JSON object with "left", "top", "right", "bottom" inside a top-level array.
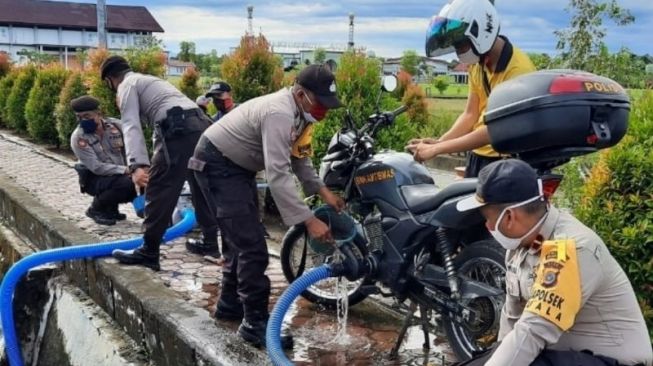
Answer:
[
  {"left": 525, "top": 239, "right": 581, "bottom": 331},
  {"left": 78, "top": 138, "right": 88, "bottom": 148}
]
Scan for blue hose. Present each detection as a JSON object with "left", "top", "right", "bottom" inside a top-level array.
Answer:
[
  {"left": 266, "top": 265, "right": 333, "bottom": 366},
  {"left": 0, "top": 208, "right": 196, "bottom": 366}
]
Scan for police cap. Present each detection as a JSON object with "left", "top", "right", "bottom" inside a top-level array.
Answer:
[
  {"left": 70, "top": 96, "right": 101, "bottom": 113},
  {"left": 100, "top": 55, "right": 132, "bottom": 80}
]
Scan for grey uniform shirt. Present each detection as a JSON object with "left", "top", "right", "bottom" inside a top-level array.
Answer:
[
  {"left": 116, "top": 71, "right": 197, "bottom": 168},
  {"left": 487, "top": 206, "right": 652, "bottom": 366},
  {"left": 203, "top": 88, "right": 324, "bottom": 226},
  {"left": 70, "top": 118, "right": 128, "bottom": 176}
]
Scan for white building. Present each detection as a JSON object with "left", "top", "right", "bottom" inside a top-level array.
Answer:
[
  {"left": 383, "top": 56, "right": 449, "bottom": 82},
  {"left": 166, "top": 59, "right": 195, "bottom": 77},
  {"left": 0, "top": 0, "right": 163, "bottom": 69}
]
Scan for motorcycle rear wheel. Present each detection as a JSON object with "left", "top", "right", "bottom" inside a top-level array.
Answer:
[
  {"left": 442, "top": 240, "right": 506, "bottom": 361},
  {"left": 280, "top": 224, "right": 371, "bottom": 309}
]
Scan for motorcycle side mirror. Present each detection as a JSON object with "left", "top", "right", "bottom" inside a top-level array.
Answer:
[{"left": 381, "top": 75, "right": 398, "bottom": 93}]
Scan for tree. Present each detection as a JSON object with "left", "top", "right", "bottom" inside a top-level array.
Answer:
[
  {"left": 432, "top": 75, "right": 451, "bottom": 95},
  {"left": 25, "top": 66, "right": 69, "bottom": 144},
  {"left": 528, "top": 52, "right": 553, "bottom": 70},
  {"left": 5, "top": 65, "right": 37, "bottom": 132},
  {"left": 401, "top": 50, "right": 420, "bottom": 76},
  {"left": 555, "top": 0, "right": 634, "bottom": 70},
  {"left": 314, "top": 48, "right": 327, "bottom": 64},
  {"left": 0, "top": 69, "right": 19, "bottom": 126},
  {"left": 0, "top": 52, "right": 11, "bottom": 78},
  {"left": 220, "top": 34, "right": 283, "bottom": 103},
  {"left": 179, "top": 66, "right": 201, "bottom": 101},
  {"left": 178, "top": 41, "right": 197, "bottom": 63},
  {"left": 588, "top": 46, "right": 646, "bottom": 88},
  {"left": 55, "top": 72, "right": 87, "bottom": 148}
]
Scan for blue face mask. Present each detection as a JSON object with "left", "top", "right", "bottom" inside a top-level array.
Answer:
[{"left": 80, "top": 119, "right": 97, "bottom": 134}]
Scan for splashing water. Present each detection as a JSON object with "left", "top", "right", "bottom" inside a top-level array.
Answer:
[{"left": 335, "top": 274, "right": 350, "bottom": 345}]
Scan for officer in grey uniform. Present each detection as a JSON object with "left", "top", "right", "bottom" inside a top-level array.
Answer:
[
  {"left": 100, "top": 56, "right": 214, "bottom": 271},
  {"left": 189, "top": 65, "right": 345, "bottom": 347},
  {"left": 456, "top": 159, "right": 652, "bottom": 366},
  {"left": 70, "top": 96, "right": 136, "bottom": 226},
  {"left": 205, "top": 81, "right": 235, "bottom": 122}
]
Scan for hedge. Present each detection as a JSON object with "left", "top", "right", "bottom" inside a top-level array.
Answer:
[
  {"left": 25, "top": 66, "right": 68, "bottom": 144},
  {"left": 55, "top": 72, "right": 87, "bottom": 148},
  {"left": 5, "top": 66, "right": 37, "bottom": 132},
  {"left": 0, "top": 69, "right": 19, "bottom": 126}
]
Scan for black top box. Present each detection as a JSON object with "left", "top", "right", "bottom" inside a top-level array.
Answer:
[{"left": 484, "top": 69, "right": 630, "bottom": 170}]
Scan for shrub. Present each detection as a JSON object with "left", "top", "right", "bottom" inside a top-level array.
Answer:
[
  {"left": 0, "top": 69, "right": 19, "bottom": 126},
  {"left": 0, "top": 52, "right": 11, "bottom": 78},
  {"left": 573, "top": 90, "right": 653, "bottom": 341},
  {"left": 124, "top": 46, "right": 166, "bottom": 78},
  {"left": 55, "top": 72, "right": 87, "bottom": 148},
  {"left": 179, "top": 66, "right": 201, "bottom": 101},
  {"left": 221, "top": 34, "right": 283, "bottom": 102},
  {"left": 87, "top": 48, "right": 120, "bottom": 117},
  {"left": 5, "top": 65, "right": 37, "bottom": 132},
  {"left": 25, "top": 66, "right": 68, "bottom": 144},
  {"left": 432, "top": 75, "right": 451, "bottom": 95},
  {"left": 394, "top": 70, "right": 412, "bottom": 99}
]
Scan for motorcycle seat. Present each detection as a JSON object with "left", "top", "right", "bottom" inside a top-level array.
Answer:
[{"left": 400, "top": 179, "right": 478, "bottom": 215}]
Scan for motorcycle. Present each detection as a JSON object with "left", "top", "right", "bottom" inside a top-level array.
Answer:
[{"left": 280, "top": 70, "right": 629, "bottom": 360}]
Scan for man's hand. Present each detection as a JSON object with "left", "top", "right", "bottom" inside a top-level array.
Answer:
[
  {"left": 405, "top": 142, "right": 441, "bottom": 163},
  {"left": 131, "top": 167, "right": 150, "bottom": 188},
  {"left": 305, "top": 216, "right": 334, "bottom": 244},
  {"left": 319, "top": 187, "right": 346, "bottom": 212}
]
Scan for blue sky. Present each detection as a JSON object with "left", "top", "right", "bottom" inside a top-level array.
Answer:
[{"left": 61, "top": 0, "right": 652, "bottom": 58}]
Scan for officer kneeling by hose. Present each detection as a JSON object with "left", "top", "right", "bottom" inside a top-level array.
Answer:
[
  {"left": 100, "top": 55, "right": 217, "bottom": 271},
  {"left": 455, "top": 159, "right": 652, "bottom": 366},
  {"left": 70, "top": 96, "right": 137, "bottom": 226},
  {"left": 190, "top": 64, "right": 345, "bottom": 348}
]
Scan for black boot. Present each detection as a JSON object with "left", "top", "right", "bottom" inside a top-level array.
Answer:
[
  {"left": 186, "top": 236, "right": 221, "bottom": 257},
  {"left": 214, "top": 297, "right": 244, "bottom": 321},
  {"left": 112, "top": 246, "right": 160, "bottom": 271},
  {"left": 108, "top": 206, "right": 127, "bottom": 221},
  {"left": 238, "top": 313, "right": 294, "bottom": 350},
  {"left": 85, "top": 207, "right": 116, "bottom": 226}
]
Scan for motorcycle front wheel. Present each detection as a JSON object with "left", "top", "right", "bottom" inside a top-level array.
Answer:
[
  {"left": 280, "top": 224, "right": 371, "bottom": 309},
  {"left": 442, "top": 239, "right": 506, "bottom": 361}
]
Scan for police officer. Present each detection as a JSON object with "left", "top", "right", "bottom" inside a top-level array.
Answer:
[
  {"left": 195, "top": 95, "right": 211, "bottom": 116},
  {"left": 406, "top": 0, "right": 536, "bottom": 177},
  {"left": 456, "top": 159, "right": 652, "bottom": 366},
  {"left": 189, "top": 64, "right": 344, "bottom": 347},
  {"left": 205, "top": 81, "right": 235, "bottom": 122},
  {"left": 100, "top": 56, "right": 215, "bottom": 271},
  {"left": 70, "top": 96, "right": 136, "bottom": 226}
]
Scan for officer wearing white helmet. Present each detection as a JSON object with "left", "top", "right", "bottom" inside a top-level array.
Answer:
[{"left": 407, "top": 0, "right": 536, "bottom": 177}]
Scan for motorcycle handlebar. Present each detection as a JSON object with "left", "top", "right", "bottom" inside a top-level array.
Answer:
[{"left": 390, "top": 105, "right": 408, "bottom": 118}]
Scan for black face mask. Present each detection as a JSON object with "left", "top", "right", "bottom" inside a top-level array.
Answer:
[
  {"left": 80, "top": 119, "right": 97, "bottom": 134},
  {"left": 104, "top": 78, "right": 116, "bottom": 92},
  {"left": 213, "top": 98, "right": 226, "bottom": 113}
]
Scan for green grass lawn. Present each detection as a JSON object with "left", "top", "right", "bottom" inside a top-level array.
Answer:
[{"left": 420, "top": 83, "right": 469, "bottom": 98}]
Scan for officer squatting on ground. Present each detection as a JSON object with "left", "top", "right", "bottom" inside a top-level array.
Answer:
[
  {"left": 98, "top": 55, "right": 217, "bottom": 271},
  {"left": 70, "top": 95, "right": 137, "bottom": 226},
  {"left": 455, "top": 159, "right": 653, "bottom": 366},
  {"left": 188, "top": 64, "right": 346, "bottom": 348}
]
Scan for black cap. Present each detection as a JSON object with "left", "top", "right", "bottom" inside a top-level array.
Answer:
[
  {"left": 100, "top": 55, "right": 131, "bottom": 80},
  {"left": 70, "top": 96, "right": 100, "bottom": 113},
  {"left": 457, "top": 159, "right": 542, "bottom": 211},
  {"left": 296, "top": 64, "right": 343, "bottom": 109},
  {"left": 205, "top": 81, "right": 231, "bottom": 97}
]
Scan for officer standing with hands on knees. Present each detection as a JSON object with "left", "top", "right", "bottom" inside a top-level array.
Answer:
[
  {"left": 100, "top": 56, "right": 216, "bottom": 271},
  {"left": 70, "top": 95, "right": 136, "bottom": 226},
  {"left": 189, "top": 64, "right": 344, "bottom": 348}
]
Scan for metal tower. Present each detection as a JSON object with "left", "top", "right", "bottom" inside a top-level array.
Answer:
[
  {"left": 97, "top": 0, "right": 107, "bottom": 48},
  {"left": 348, "top": 13, "right": 355, "bottom": 50},
  {"left": 247, "top": 5, "right": 254, "bottom": 35}
]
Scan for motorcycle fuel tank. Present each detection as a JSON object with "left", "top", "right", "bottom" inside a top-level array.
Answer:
[{"left": 354, "top": 152, "right": 433, "bottom": 210}]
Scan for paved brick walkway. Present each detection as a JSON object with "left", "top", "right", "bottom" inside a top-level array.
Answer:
[{"left": 0, "top": 130, "right": 458, "bottom": 365}]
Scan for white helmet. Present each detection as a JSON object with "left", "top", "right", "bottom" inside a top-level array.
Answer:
[{"left": 425, "top": 0, "right": 500, "bottom": 57}]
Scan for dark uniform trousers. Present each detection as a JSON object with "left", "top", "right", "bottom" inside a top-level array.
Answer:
[
  {"left": 142, "top": 115, "right": 214, "bottom": 251},
  {"left": 86, "top": 174, "right": 137, "bottom": 212},
  {"left": 464, "top": 152, "right": 503, "bottom": 178},
  {"left": 190, "top": 135, "right": 270, "bottom": 319},
  {"left": 456, "top": 347, "right": 637, "bottom": 366}
]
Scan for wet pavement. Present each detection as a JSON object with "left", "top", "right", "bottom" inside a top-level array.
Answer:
[{"left": 0, "top": 130, "right": 458, "bottom": 365}]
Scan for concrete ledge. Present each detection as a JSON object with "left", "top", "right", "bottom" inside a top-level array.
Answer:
[{"left": 0, "top": 173, "right": 270, "bottom": 365}]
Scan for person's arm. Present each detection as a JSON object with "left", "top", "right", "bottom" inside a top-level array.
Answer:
[
  {"left": 410, "top": 126, "right": 491, "bottom": 162},
  {"left": 439, "top": 89, "right": 481, "bottom": 141},
  {"left": 116, "top": 80, "right": 150, "bottom": 169},
  {"left": 70, "top": 135, "right": 127, "bottom": 176},
  {"left": 485, "top": 243, "right": 602, "bottom": 366},
  {"left": 290, "top": 156, "right": 324, "bottom": 197}
]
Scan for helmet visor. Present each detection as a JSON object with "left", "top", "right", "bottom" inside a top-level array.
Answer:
[{"left": 425, "top": 16, "right": 469, "bottom": 57}]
